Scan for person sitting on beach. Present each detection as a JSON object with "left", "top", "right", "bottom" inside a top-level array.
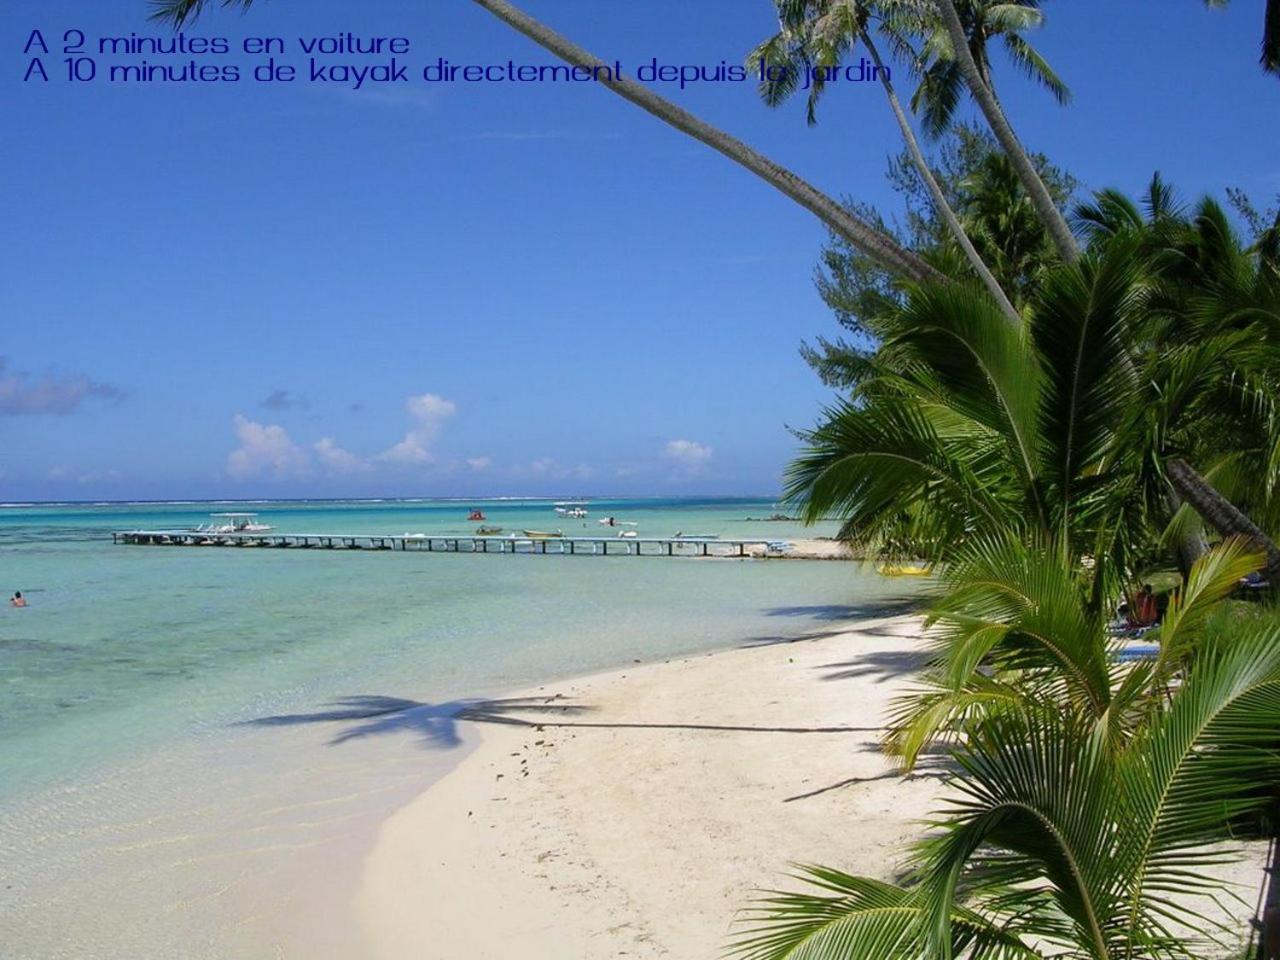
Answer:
[{"left": 10, "top": 591, "right": 26, "bottom": 608}]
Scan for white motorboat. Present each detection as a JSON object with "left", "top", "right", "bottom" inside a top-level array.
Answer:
[{"left": 193, "top": 512, "right": 273, "bottom": 534}]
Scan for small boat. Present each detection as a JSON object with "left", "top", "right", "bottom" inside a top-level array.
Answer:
[
  {"left": 878, "top": 562, "right": 933, "bottom": 577},
  {"left": 468, "top": 509, "right": 486, "bottom": 521},
  {"left": 673, "top": 532, "right": 719, "bottom": 540},
  {"left": 475, "top": 526, "right": 503, "bottom": 536},
  {"left": 554, "top": 501, "right": 589, "bottom": 518},
  {"left": 193, "top": 512, "right": 273, "bottom": 534},
  {"left": 618, "top": 529, "right": 638, "bottom": 539},
  {"left": 402, "top": 532, "right": 428, "bottom": 541},
  {"left": 522, "top": 529, "right": 564, "bottom": 539}
]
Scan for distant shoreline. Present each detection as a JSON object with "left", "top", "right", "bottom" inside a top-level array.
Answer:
[{"left": 0, "top": 494, "right": 788, "bottom": 508}]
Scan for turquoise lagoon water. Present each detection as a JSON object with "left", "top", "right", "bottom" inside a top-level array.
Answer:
[
  {"left": 0, "top": 497, "right": 923, "bottom": 957},
  {"left": 0, "top": 497, "right": 912, "bottom": 803}
]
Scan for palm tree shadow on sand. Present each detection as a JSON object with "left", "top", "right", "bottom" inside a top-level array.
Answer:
[
  {"left": 740, "top": 597, "right": 924, "bottom": 647},
  {"left": 241, "top": 694, "right": 879, "bottom": 749},
  {"left": 240, "top": 695, "right": 590, "bottom": 749}
]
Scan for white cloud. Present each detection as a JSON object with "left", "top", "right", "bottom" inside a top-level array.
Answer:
[
  {"left": 314, "top": 437, "right": 369, "bottom": 474},
  {"left": 528, "top": 456, "right": 554, "bottom": 475},
  {"left": 226, "top": 414, "right": 311, "bottom": 479},
  {"left": 663, "top": 439, "right": 713, "bottom": 472},
  {"left": 466, "top": 456, "right": 493, "bottom": 471},
  {"left": 377, "top": 393, "right": 456, "bottom": 465}
]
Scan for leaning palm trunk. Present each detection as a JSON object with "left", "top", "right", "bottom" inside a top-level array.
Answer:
[
  {"left": 933, "top": 0, "right": 1080, "bottom": 263},
  {"left": 471, "top": 0, "right": 941, "bottom": 284},
  {"left": 1168, "top": 458, "right": 1280, "bottom": 583},
  {"left": 861, "top": 30, "right": 1020, "bottom": 322},
  {"left": 1165, "top": 489, "right": 1211, "bottom": 578}
]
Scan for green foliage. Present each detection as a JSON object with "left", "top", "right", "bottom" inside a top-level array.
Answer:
[
  {"left": 733, "top": 548, "right": 1280, "bottom": 960},
  {"left": 789, "top": 235, "right": 1160, "bottom": 569},
  {"left": 793, "top": 177, "right": 1280, "bottom": 571},
  {"left": 805, "top": 125, "right": 1074, "bottom": 383}
]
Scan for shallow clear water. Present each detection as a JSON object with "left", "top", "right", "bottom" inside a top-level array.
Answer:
[
  {"left": 0, "top": 498, "right": 919, "bottom": 958},
  {"left": 0, "top": 498, "right": 906, "bottom": 803}
]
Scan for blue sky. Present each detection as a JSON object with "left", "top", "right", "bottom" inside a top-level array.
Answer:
[{"left": 2, "top": 0, "right": 1276, "bottom": 501}]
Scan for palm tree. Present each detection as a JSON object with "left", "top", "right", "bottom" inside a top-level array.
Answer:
[
  {"left": 886, "top": 535, "right": 1264, "bottom": 770},
  {"left": 749, "top": 0, "right": 1020, "bottom": 321},
  {"left": 1077, "top": 182, "right": 1280, "bottom": 581},
  {"left": 731, "top": 547, "right": 1280, "bottom": 960},
  {"left": 910, "top": 0, "right": 1069, "bottom": 140},
  {"left": 147, "top": 0, "right": 940, "bottom": 285},
  {"left": 786, "top": 235, "right": 1153, "bottom": 577},
  {"left": 931, "top": 0, "right": 1079, "bottom": 262}
]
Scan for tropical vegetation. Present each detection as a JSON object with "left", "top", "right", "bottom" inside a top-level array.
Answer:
[{"left": 737, "top": 3, "right": 1280, "bottom": 957}]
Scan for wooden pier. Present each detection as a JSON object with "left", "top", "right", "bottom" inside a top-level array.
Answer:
[{"left": 111, "top": 530, "right": 790, "bottom": 558}]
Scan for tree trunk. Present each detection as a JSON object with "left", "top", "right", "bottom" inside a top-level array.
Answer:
[
  {"left": 1167, "top": 458, "right": 1280, "bottom": 583},
  {"left": 1174, "top": 524, "right": 1211, "bottom": 581},
  {"left": 1164, "top": 490, "right": 1210, "bottom": 580},
  {"left": 860, "top": 31, "right": 1019, "bottom": 323},
  {"left": 471, "top": 0, "right": 943, "bottom": 285},
  {"left": 932, "top": 0, "right": 1080, "bottom": 263}
]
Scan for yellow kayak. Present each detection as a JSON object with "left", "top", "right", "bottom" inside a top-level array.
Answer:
[{"left": 878, "top": 562, "right": 933, "bottom": 577}]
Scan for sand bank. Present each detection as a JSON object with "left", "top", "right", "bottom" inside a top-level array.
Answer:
[{"left": 357, "top": 613, "right": 945, "bottom": 958}]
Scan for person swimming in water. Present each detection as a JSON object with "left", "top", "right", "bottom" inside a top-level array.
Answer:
[{"left": 10, "top": 591, "right": 26, "bottom": 608}]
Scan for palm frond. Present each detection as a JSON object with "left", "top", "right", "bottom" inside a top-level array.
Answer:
[
  {"left": 729, "top": 865, "right": 1044, "bottom": 959},
  {"left": 1030, "top": 238, "right": 1145, "bottom": 545},
  {"left": 148, "top": 0, "right": 256, "bottom": 28},
  {"left": 1154, "top": 537, "right": 1266, "bottom": 665}
]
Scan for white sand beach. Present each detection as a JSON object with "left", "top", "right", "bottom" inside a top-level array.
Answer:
[{"left": 357, "top": 613, "right": 947, "bottom": 958}]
